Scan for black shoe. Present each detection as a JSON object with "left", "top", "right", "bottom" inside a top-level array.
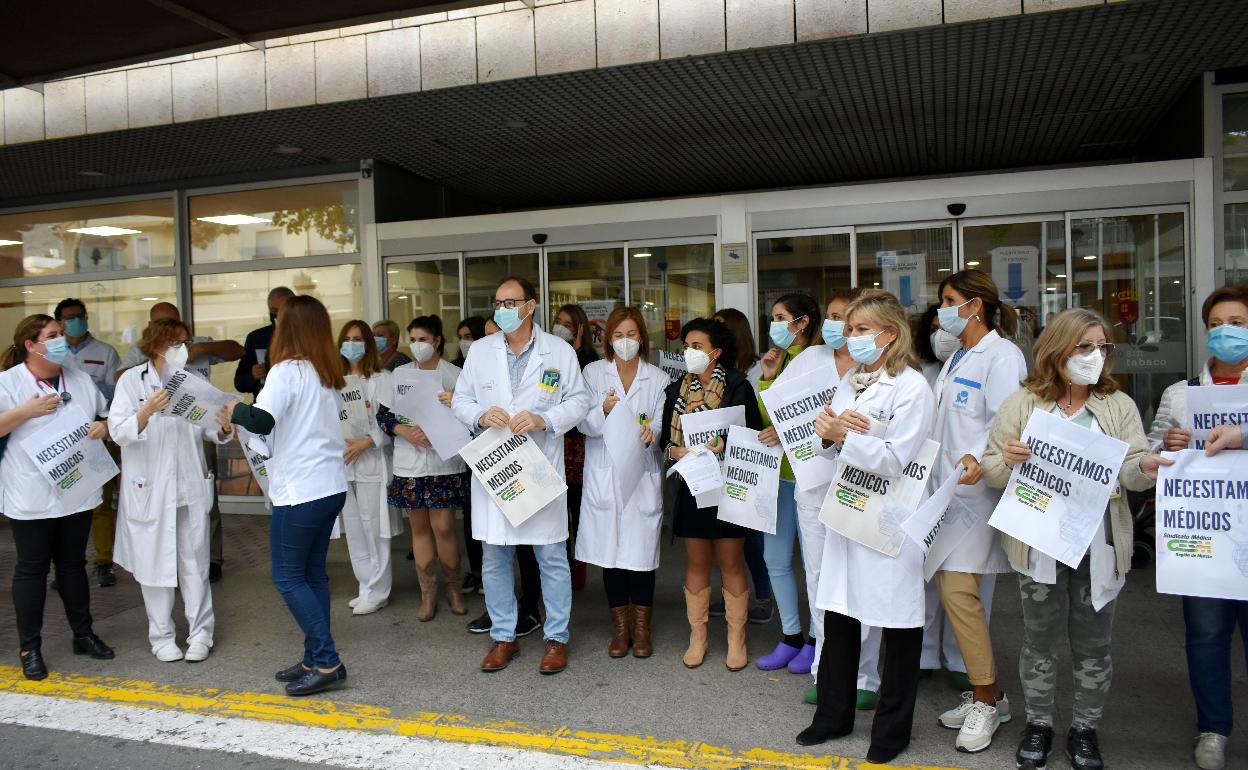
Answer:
[
  {"left": 20, "top": 649, "right": 48, "bottom": 681},
  {"left": 467, "top": 611, "right": 492, "bottom": 634},
  {"left": 1066, "top": 728, "right": 1103, "bottom": 770},
  {"left": 72, "top": 634, "right": 115, "bottom": 660},
  {"left": 209, "top": 563, "right": 222, "bottom": 583},
  {"left": 1016, "top": 723, "right": 1055, "bottom": 769},
  {"left": 461, "top": 573, "right": 482, "bottom": 595},
  {"left": 285, "top": 664, "right": 347, "bottom": 697},
  {"left": 795, "top": 723, "right": 850, "bottom": 747},
  {"left": 866, "top": 744, "right": 904, "bottom": 764},
  {"left": 96, "top": 564, "right": 116, "bottom": 587},
  {"left": 515, "top": 613, "right": 542, "bottom": 638},
  {"left": 275, "top": 662, "right": 312, "bottom": 683}
]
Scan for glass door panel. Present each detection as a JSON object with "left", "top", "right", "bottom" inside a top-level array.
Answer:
[
  {"left": 385, "top": 258, "right": 462, "bottom": 359},
  {"left": 755, "top": 231, "right": 851, "bottom": 354},
  {"left": 546, "top": 246, "right": 625, "bottom": 355},
  {"left": 465, "top": 251, "right": 540, "bottom": 322},
  {"left": 856, "top": 224, "right": 954, "bottom": 321},
  {"left": 628, "top": 243, "right": 715, "bottom": 362}
]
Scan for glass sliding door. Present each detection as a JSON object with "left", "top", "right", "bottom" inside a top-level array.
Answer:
[
  {"left": 628, "top": 242, "right": 715, "bottom": 362},
  {"left": 855, "top": 223, "right": 954, "bottom": 319},
  {"left": 385, "top": 257, "right": 463, "bottom": 360},
  {"left": 465, "top": 251, "right": 540, "bottom": 322},
  {"left": 546, "top": 246, "right": 625, "bottom": 354},
  {"left": 755, "top": 230, "right": 852, "bottom": 354}
]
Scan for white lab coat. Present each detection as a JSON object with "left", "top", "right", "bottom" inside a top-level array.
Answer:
[
  {"left": 452, "top": 327, "right": 591, "bottom": 546},
  {"left": 574, "top": 358, "right": 667, "bottom": 571},
  {"left": 815, "top": 366, "right": 935, "bottom": 629},
  {"left": 108, "top": 364, "right": 226, "bottom": 587},
  {"left": 333, "top": 370, "right": 401, "bottom": 539},
  {"left": 929, "top": 330, "right": 1027, "bottom": 574}
]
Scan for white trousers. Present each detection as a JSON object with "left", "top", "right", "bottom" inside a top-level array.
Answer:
[
  {"left": 139, "top": 505, "right": 214, "bottom": 650},
  {"left": 799, "top": 504, "right": 882, "bottom": 691},
  {"left": 341, "top": 480, "right": 393, "bottom": 604},
  {"left": 921, "top": 573, "right": 997, "bottom": 672}
]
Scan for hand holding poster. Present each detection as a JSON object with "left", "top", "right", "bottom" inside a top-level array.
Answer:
[
  {"left": 1155, "top": 449, "right": 1248, "bottom": 601},
  {"left": 678, "top": 405, "right": 746, "bottom": 452},
  {"left": 717, "top": 426, "right": 782, "bottom": 533},
  {"left": 987, "top": 408, "right": 1129, "bottom": 568},
  {"left": 20, "top": 405, "right": 118, "bottom": 514},
  {"left": 338, "top": 374, "right": 370, "bottom": 439},
  {"left": 1185, "top": 384, "right": 1248, "bottom": 450},
  {"left": 760, "top": 365, "right": 839, "bottom": 491},
  {"left": 460, "top": 427, "right": 568, "bottom": 528},
  {"left": 236, "top": 426, "right": 271, "bottom": 499},
  {"left": 393, "top": 368, "right": 472, "bottom": 461},
  {"left": 818, "top": 439, "right": 939, "bottom": 557},
  {"left": 666, "top": 448, "right": 725, "bottom": 507},
  {"left": 161, "top": 367, "right": 233, "bottom": 428}
]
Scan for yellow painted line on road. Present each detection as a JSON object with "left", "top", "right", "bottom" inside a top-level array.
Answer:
[{"left": 0, "top": 665, "right": 965, "bottom": 770}]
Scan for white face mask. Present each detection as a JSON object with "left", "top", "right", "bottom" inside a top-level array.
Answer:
[
  {"left": 1066, "top": 349, "right": 1105, "bottom": 386},
  {"left": 551, "top": 324, "right": 575, "bottom": 343},
  {"left": 459, "top": 338, "right": 474, "bottom": 355},
  {"left": 162, "top": 343, "right": 189, "bottom": 370},
  {"left": 684, "top": 347, "right": 711, "bottom": 375},
  {"left": 930, "top": 329, "right": 962, "bottom": 362},
  {"left": 611, "top": 338, "right": 640, "bottom": 362},
  {"left": 410, "top": 340, "right": 435, "bottom": 363}
]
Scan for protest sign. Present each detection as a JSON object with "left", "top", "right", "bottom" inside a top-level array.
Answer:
[
  {"left": 666, "top": 448, "right": 725, "bottom": 508},
  {"left": 903, "top": 463, "right": 962, "bottom": 555},
  {"left": 161, "top": 367, "right": 233, "bottom": 428},
  {"left": 923, "top": 499, "right": 981, "bottom": 580},
  {"left": 602, "top": 403, "right": 646, "bottom": 501},
  {"left": 679, "top": 405, "right": 745, "bottom": 452},
  {"left": 1185, "top": 384, "right": 1248, "bottom": 450},
  {"left": 656, "top": 350, "right": 688, "bottom": 383},
  {"left": 988, "top": 408, "right": 1128, "bottom": 568},
  {"left": 717, "top": 426, "right": 782, "bottom": 533},
  {"left": 760, "top": 365, "right": 839, "bottom": 491},
  {"left": 338, "top": 374, "right": 370, "bottom": 439},
  {"left": 393, "top": 368, "right": 472, "bottom": 461},
  {"left": 20, "top": 405, "right": 118, "bottom": 514},
  {"left": 236, "top": 426, "right": 271, "bottom": 499},
  {"left": 460, "top": 427, "right": 567, "bottom": 528},
  {"left": 818, "top": 439, "right": 938, "bottom": 558},
  {"left": 1155, "top": 449, "right": 1248, "bottom": 601}
]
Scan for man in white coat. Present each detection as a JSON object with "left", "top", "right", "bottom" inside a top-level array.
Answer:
[{"left": 452, "top": 276, "right": 590, "bottom": 675}]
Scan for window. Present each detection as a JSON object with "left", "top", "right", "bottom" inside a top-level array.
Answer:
[
  {"left": 1223, "top": 93, "right": 1248, "bottom": 193},
  {"left": 464, "top": 252, "right": 540, "bottom": 320},
  {"left": 756, "top": 232, "right": 851, "bottom": 352},
  {"left": 1226, "top": 203, "right": 1248, "bottom": 285},
  {"left": 628, "top": 243, "right": 715, "bottom": 359},
  {"left": 386, "top": 259, "right": 464, "bottom": 360},
  {"left": 960, "top": 219, "right": 1066, "bottom": 354},
  {"left": 189, "top": 180, "right": 359, "bottom": 263},
  {"left": 547, "top": 247, "right": 625, "bottom": 353},
  {"left": 856, "top": 225, "right": 954, "bottom": 317},
  {"left": 0, "top": 199, "right": 175, "bottom": 279}
]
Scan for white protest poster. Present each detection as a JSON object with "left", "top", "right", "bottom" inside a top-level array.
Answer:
[
  {"left": 459, "top": 428, "right": 568, "bottom": 528},
  {"left": 236, "top": 426, "right": 271, "bottom": 499},
  {"left": 904, "top": 462, "right": 962, "bottom": 555},
  {"left": 989, "top": 245, "right": 1040, "bottom": 309},
  {"left": 819, "top": 460, "right": 906, "bottom": 557},
  {"left": 987, "top": 408, "right": 1129, "bottom": 568},
  {"left": 338, "top": 374, "right": 370, "bottom": 439},
  {"left": 877, "top": 251, "right": 926, "bottom": 313},
  {"left": 393, "top": 367, "right": 472, "bottom": 461},
  {"left": 20, "top": 406, "right": 118, "bottom": 514},
  {"left": 760, "top": 365, "right": 839, "bottom": 491},
  {"left": 717, "top": 426, "right": 783, "bottom": 534},
  {"left": 923, "top": 499, "right": 981, "bottom": 581},
  {"left": 1184, "top": 384, "right": 1248, "bottom": 450},
  {"left": 656, "top": 350, "right": 688, "bottom": 383},
  {"left": 1155, "top": 450, "right": 1248, "bottom": 601},
  {"left": 679, "top": 405, "right": 746, "bottom": 452},
  {"left": 580, "top": 300, "right": 619, "bottom": 355},
  {"left": 602, "top": 404, "right": 646, "bottom": 501},
  {"left": 161, "top": 367, "right": 233, "bottom": 428},
  {"left": 892, "top": 439, "right": 940, "bottom": 513},
  {"left": 666, "top": 448, "right": 725, "bottom": 508}
]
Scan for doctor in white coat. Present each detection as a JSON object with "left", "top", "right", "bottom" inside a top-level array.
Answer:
[
  {"left": 798, "top": 289, "right": 935, "bottom": 766},
  {"left": 109, "top": 318, "right": 230, "bottom": 663},
  {"left": 452, "top": 276, "right": 590, "bottom": 676},
  {"left": 927, "top": 270, "right": 1027, "bottom": 754},
  {"left": 575, "top": 306, "right": 666, "bottom": 659}
]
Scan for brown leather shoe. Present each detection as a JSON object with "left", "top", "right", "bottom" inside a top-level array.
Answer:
[
  {"left": 539, "top": 640, "right": 567, "bottom": 674},
  {"left": 632, "top": 605, "right": 653, "bottom": 658},
  {"left": 480, "top": 641, "right": 520, "bottom": 672},
  {"left": 607, "top": 605, "right": 632, "bottom": 658}
]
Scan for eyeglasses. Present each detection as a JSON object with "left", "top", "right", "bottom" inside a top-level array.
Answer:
[
  {"left": 1073, "top": 342, "right": 1116, "bottom": 356},
  {"left": 492, "top": 298, "right": 528, "bottom": 310}
]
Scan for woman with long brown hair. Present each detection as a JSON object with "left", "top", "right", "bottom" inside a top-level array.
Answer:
[
  {"left": 552, "top": 303, "right": 601, "bottom": 591},
  {"left": 221, "top": 295, "right": 349, "bottom": 697}
]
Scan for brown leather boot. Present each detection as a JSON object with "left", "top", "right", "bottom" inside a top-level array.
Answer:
[
  {"left": 682, "top": 586, "right": 710, "bottom": 668},
  {"left": 724, "top": 587, "right": 749, "bottom": 671},
  {"left": 416, "top": 563, "right": 438, "bottom": 622},
  {"left": 607, "top": 605, "right": 632, "bottom": 658},
  {"left": 442, "top": 561, "right": 467, "bottom": 616},
  {"left": 632, "top": 605, "right": 653, "bottom": 659}
]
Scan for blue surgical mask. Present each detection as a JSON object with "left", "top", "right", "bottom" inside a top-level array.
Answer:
[
  {"left": 769, "top": 319, "right": 799, "bottom": 349},
  {"left": 847, "top": 331, "right": 886, "bottom": 366},
  {"left": 374, "top": 335, "right": 389, "bottom": 353},
  {"left": 340, "top": 340, "right": 366, "bottom": 363},
  {"left": 822, "top": 319, "right": 846, "bottom": 349},
  {"left": 41, "top": 336, "right": 70, "bottom": 364},
  {"left": 64, "top": 317, "right": 87, "bottom": 338},
  {"left": 937, "top": 299, "right": 974, "bottom": 338},
  {"left": 494, "top": 302, "right": 528, "bottom": 334},
  {"left": 1208, "top": 324, "right": 1248, "bottom": 365}
]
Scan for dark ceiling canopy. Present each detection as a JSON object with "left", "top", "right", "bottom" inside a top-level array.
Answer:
[
  {"left": 0, "top": 0, "right": 506, "bottom": 86},
  {"left": 1, "top": 0, "right": 1246, "bottom": 211}
]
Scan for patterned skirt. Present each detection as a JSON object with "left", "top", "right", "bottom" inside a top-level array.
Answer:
[{"left": 387, "top": 474, "right": 466, "bottom": 510}]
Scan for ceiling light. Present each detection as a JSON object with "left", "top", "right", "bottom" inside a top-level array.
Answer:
[
  {"left": 1173, "top": 280, "right": 1181, "bottom": 284},
  {"left": 937, "top": 268, "right": 950, "bottom": 273},
  {"left": 140, "top": 297, "right": 159, "bottom": 301},
  {"left": 873, "top": 282, "right": 880, "bottom": 287},
  {"left": 1047, "top": 287, "right": 1057, "bottom": 292},
  {"left": 966, "top": 261, "right": 980, "bottom": 267},
  {"left": 274, "top": 145, "right": 303, "bottom": 155},
  {"left": 197, "top": 215, "right": 272, "bottom": 226},
  {"left": 1056, "top": 273, "right": 1067, "bottom": 278},
  {"left": 21, "top": 290, "right": 32, "bottom": 294},
  {"left": 1083, "top": 255, "right": 1098, "bottom": 260},
  {"left": 78, "top": 170, "right": 106, "bottom": 177},
  {"left": 386, "top": 269, "right": 398, "bottom": 274},
  {"left": 396, "top": 295, "right": 408, "bottom": 300},
  {"left": 67, "top": 226, "right": 141, "bottom": 236},
  {"left": 0, "top": 239, "right": 21, "bottom": 246},
  {"left": 632, "top": 251, "right": 652, "bottom": 259}
]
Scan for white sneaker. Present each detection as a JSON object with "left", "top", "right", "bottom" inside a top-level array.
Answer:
[
  {"left": 940, "top": 691, "right": 1012, "bottom": 728},
  {"left": 352, "top": 598, "right": 389, "bottom": 616},
  {"left": 185, "top": 642, "right": 211, "bottom": 663},
  {"left": 153, "top": 643, "right": 183, "bottom": 662},
  {"left": 955, "top": 700, "right": 1003, "bottom": 753},
  {"left": 1194, "top": 732, "right": 1227, "bottom": 770},
  {"left": 348, "top": 597, "right": 361, "bottom": 608}
]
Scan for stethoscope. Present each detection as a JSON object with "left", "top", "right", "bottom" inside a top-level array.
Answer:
[{"left": 27, "top": 363, "right": 72, "bottom": 406}]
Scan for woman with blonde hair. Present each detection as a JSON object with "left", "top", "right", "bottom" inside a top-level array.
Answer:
[
  {"left": 981, "top": 307, "right": 1168, "bottom": 770},
  {"left": 798, "top": 290, "right": 934, "bottom": 764}
]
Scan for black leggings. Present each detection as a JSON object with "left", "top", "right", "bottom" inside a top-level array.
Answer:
[
  {"left": 8, "top": 510, "right": 95, "bottom": 651},
  {"left": 602, "top": 568, "right": 656, "bottom": 608}
]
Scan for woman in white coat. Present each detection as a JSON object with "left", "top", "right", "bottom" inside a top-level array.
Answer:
[
  {"left": 110, "top": 318, "right": 229, "bottom": 663},
  {"left": 927, "top": 270, "right": 1027, "bottom": 754},
  {"left": 334, "top": 320, "right": 397, "bottom": 616},
  {"left": 576, "top": 307, "right": 666, "bottom": 659},
  {"left": 798, "top": 289, "right": 935, "bottom": 766}
]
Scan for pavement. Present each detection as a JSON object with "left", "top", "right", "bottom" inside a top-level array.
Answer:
[{"left": 0, "top": 513, "right": 1244, "bottom": 770}]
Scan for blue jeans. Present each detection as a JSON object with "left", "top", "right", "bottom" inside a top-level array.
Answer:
[
  {"left": 270, "top": 492, "right": 346, "bottom": 670},
  {"left": 1184, "top": 596, "right": 1248, "bottom": 736},
  {"left": 483, "top": 541, "right": 571, "bottom": 644},
  {"left": 763, "top": 479, "right": 810, "bottom": 637}
]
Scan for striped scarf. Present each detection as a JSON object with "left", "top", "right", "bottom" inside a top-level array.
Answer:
[{"left": 669, "top": 366, "right": 727, "bottom": 448}]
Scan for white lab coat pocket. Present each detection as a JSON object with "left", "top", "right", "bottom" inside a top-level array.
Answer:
[
  {"left": 1089, "top": 539, "right": 1124, "bottom": 612},
  {"left": 123, "top": 475, "right": 158, "bottom": 524}
]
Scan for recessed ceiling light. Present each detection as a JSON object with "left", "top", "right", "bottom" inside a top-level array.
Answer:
[
  {"left": 632, "top": 251, "right": 652, "bottom": 259},
  {"left": 937, "top": 268, "right": 950, "bottom": 272},
  {"left": 78, "top": 170, "right": 106, "bottom": 177},
  {"left": 396, "top": 295, "right": 408, "bottom": 300},
  {"left": 197, "top": 215, "right": 272, "bottom": 226},
  {"left": 873, "top": 282, "right": 880, "bottom": 287},
  {"left": 1173, "top": 280, "right": 1181, "bottom": 284},
  {"left": 503, "top": 118, "right": 528, "bottom": 129},
  {"left": 1083, "top": 255, "right": 1098, "bottom": 260},
  {"left": 1056, "top": 273, "right": 1067, "bottom": 278},
  {"left": 0, "top": 239, "right": 21, "bottom": 246},
  {"left": 67, "top": 226, "right": 141, "bottom": 236},
  {"left": 21, "top": 290, "right": 32, "bottom": 294},
  {"left": 140, "top": 297, "right": 159, "bottom": 301},
  {"left": 274, "top": 145, "right": 303, "bottom": 155},
  {"left": 793, "top": 87, "right": 823, "bottom": 102},
  {"left": 1047, "top": 287, "right": 1057, "bottom": 292},
  {"left": 386, "top": 270, "right": 398, "bottom": 274},
  {"left": 966, "top": 261, "right": 980, "bottom": 267}
]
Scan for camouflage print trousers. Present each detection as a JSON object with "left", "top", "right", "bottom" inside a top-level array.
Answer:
[{"left": 1018, "top": 561, "right": 1117, "bottom": 730}]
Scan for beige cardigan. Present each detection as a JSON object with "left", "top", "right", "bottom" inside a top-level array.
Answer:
[{"left": 981, "top": 388, "right": 1154, "bottom": 576}]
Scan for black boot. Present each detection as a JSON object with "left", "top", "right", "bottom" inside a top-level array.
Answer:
[
  {"left": 20, "top": 649, "right": 48, "bottom": 681},
  {"left": 72, "top": 633, "right": 115, "bottom": 660},
  {"left": 1016, "top": 723, "right": 1054, "bottom": 769},
  {"left": 1067, "top": 727, "right": 1103, "bottom": 770}
]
